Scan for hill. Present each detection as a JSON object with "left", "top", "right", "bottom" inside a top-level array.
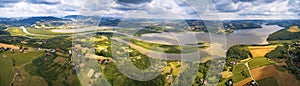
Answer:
[{"left": 267, "top": 26, "right": 300, "bottom": 41}]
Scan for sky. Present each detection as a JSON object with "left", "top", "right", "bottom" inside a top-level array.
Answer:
[{"left": 0, "top": 0, "right": 300, "bottom": 20}]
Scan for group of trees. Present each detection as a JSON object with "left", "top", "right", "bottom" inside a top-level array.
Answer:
[
  {"left": 25, "top": 52, "right": 79, "bottom": 86},
  {"left": 0, "top": 36, "right": 72, "bottom": 51},
  {"left": 0, "top": 25, "right": 7, "bottom": 30},
  {"left": 226, "top": 45, "right": 252, "bottom": 60},
  {"left": 0, "top": 25, "right": 10, "bottom": 35},
  {"left": 265, "top": 46, "right": 288, "bottom": 59}
]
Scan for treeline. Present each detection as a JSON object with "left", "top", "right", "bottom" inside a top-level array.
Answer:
[
  {"left": 265, "top": 46, "right": 288, "bottom": 59},
  {"left": 0, "top": 36, "right": 72, "bottom": 51},
  {"left": 223, "top": 22, "right": 262, "bottom": 29}
]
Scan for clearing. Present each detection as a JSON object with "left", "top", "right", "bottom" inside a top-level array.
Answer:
[
  {"left": 287, "top": 26, "right": 300, "bottom": 32},
  {"left": 0, "top": 43, "right": 19, "bottom": 49}
]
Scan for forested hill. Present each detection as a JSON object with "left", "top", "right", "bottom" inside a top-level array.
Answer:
[{"left": 267, "top": 26, "right": 300, "bottom": 41}]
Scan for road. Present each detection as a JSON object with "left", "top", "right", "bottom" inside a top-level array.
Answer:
[
  {"left": 245, "top": 61, "right": 259, "bottom": 85},
  {"left": 51, "top": 26, "right": 117, "bottom": 33},
  {"left": 287, "top": 45, "right": 300, "bottom": 71}
]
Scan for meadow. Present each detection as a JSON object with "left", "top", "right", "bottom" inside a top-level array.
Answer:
[{"left": 0, "top": 51, "right": 44, "bottom": 86}]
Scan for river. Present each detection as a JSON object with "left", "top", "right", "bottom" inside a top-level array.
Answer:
[{"left": 138, "top": 25, "right": 284, "bottom": 49}]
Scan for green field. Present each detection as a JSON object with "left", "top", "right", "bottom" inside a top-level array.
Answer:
[
  {"left": 0, "top": 51, "right": 44, "bottom": 86},
  {"left": 0, "top": 53, "right": 14, "bottom": 86},
  {"left": 6, "top": 27, "right": 28, "bottom": 36},
  {"left": 6, "top": 27, "right": 56, "bottom": 39},
  {"left": 257, "top": 76, "right": 279, "bottom": 86},
  {"left": 249, "top": 57, "right": 272, "bottom": 69},
  {"left": 130, "top": 38, "right": 207, "bottom": 54},
  {"left": 232, "top": 64, "right": 250, "bottom": 83},
  {"left": 27, "top": 28, "right": 73, "bottom": 35}
]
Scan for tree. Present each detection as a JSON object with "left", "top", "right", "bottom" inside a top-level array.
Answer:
[{"left": 265, "top": 46, "right": 287, "bottom": 59}]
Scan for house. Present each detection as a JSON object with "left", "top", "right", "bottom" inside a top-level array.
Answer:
[{"left": 230, "top": 61, "right": 236, "bottom": 65}]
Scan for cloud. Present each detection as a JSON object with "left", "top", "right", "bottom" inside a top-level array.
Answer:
[
  {"left": 116, "top": 0, "right": 152, "bottom": 5},
  {"left": 26, "top": 0, "right": 61, "bottom": 5},
  {"left": 288, "top": 0, "right": 300, "bottom": 13},
  {"left": 0, "top": 0, "right": 299, "bottom": 20},
  {"left": 0, "top": 0, "right": 22, "bottom": 7}
]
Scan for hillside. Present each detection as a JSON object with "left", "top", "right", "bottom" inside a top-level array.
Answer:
[{"left": 267, "top": 26, "right": 300, "bottom": 41}]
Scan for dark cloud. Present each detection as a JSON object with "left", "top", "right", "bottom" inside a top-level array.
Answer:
[
  {"left": 215, "top": 4, "right": 240, "bottom": 12},
  {"left": 114, "top": 7, "right": 138, "bottom": 11},
  {"left": 0, "top": 0, "right": 22, "bottom": 7},
  {"left": 26, "top": 0, "right": 61, "bottom": 5},
  {"left": 213, "top": 0, "right": 241, "bottom": 12},
  {"left": 115, "top": 0, "right": 152, "bottom": 4},
  {"left": 82, "top": 0, "right": 115, "bottom": 11},
  {"left": 232, "top": 0, "right": 275, "bottom": 3},
  {"left": 236, "top": 0, "right": 257, "bottom": 2},
  {"left": 213, "top": 0, "right": 278, "bottom": 12},
  {"left": 59, "top": 5, "right": 79, "bottom": 12}
]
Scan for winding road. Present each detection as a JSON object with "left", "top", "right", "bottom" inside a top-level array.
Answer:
[{"left": 287, "top": 45, "right": 300, "bottom": 71}]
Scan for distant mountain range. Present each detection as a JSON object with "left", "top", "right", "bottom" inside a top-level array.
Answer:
[
  {"left": 0, "top": 15, "right": 300, "bottom": 29},
  {"left": 0, "top": 16, "right": 67, "bottom": 26}
]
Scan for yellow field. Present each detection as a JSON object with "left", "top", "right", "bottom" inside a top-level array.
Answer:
[
  {"left": 288, "top": 26, "right": 300, "bottom": 32},
  {"left": 0, "top": 43, "right": 19, "bottom": 49},
  {"left": 221, "top": 71, "right": 233, "bottom": 78},
  {"left": 248, "top": 45, "right": 278, "bottom": 57}
]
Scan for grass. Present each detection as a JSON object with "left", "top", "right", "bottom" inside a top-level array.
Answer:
[
  {"left": 257, "top": 76, "right": 279, "bottom": 86},
  {"left": 6, "top": 27, "right": 28, "bottom": 36},
  {"left": 27, "top": 28, "right": 73, "bottom": 35},
  {"left": 248, "top": 57, "right": 272, "bottom": 69},
  {"left": 6, "top": 27, "right": 57, "bottom": 39},
  {"left": 5, "top": 51, "right": 44, "bottom": 66},
  {"left": 232, "top": 64, "right": 250, "bottom": 83},
  {"left": 130, "top": 38, "right": 207, "bottom": 54},
  {"left": 13, "top": 64, "right": 48, "bottom": 86},
  {"left": 0, "top": 51, "right": 44, "bottom": 86},
  {"left": 0, "top": 53, "right": 14, "bottom": 86}
]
